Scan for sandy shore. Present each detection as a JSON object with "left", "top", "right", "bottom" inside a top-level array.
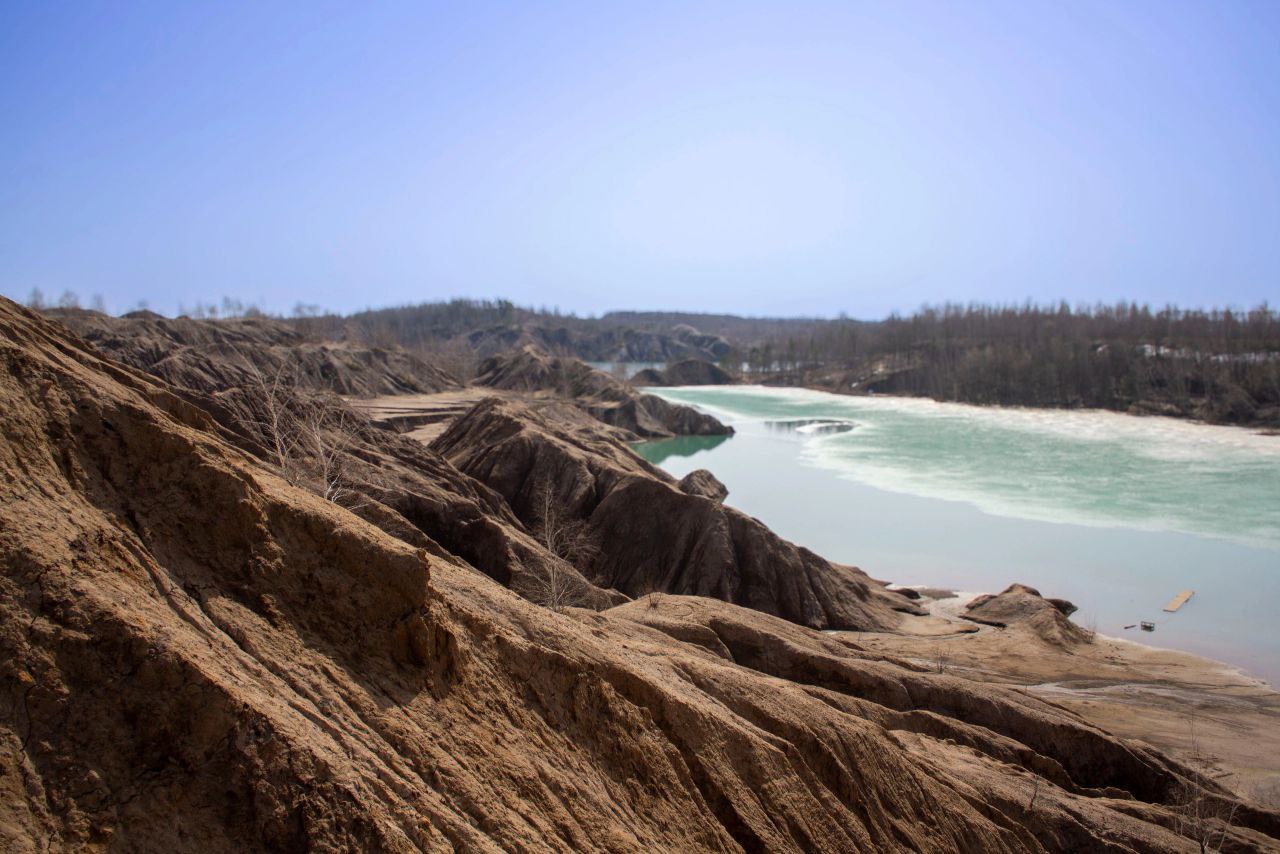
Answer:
[{"left": 855, "top": 590, "right": 1280, "bottom": 805}]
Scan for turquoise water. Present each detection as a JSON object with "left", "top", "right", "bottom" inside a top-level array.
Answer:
[{"left": 640, "top": 386, "right": 1280, "bottom": 685}]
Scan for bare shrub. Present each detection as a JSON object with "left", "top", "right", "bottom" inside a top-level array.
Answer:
[
  {"left": 515, "top": 485, "right": 599, "bottom": 613},
  {"left": 240, "top": 360, "right": 310, "bottom": 485},
  {"left": 1172, "top": 713, "right": 1241, "bottom": 853},
  {"left": 414, "top": 337, "right": 480, "bottom": 382},
  {"left": 235, "top": 356, "right": 371, "bottom": 506},
  {"left": 1079, "top": 615, "right": 1098, "bottom": 643}
]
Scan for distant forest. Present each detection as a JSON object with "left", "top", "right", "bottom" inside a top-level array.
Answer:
[
  {"left": 322, "top": 297, "right": 1280, "bottom": 426},
  {"left": 744, "top": 303, "right": 1280, "bottom": 426},
  {"left": 29, "top": 289, "right": 1280, "bottom": 426}
]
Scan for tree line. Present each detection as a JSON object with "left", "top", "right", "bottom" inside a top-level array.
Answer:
[{"left": 738, "top": 302, "right": 1280, "bottom": 425}]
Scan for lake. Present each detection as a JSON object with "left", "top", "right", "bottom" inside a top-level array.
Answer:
[{"left": 638, "top": 385, "right": 1280, "bottom": 686}]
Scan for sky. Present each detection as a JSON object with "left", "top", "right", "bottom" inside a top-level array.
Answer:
[{"left": 1, "top": 1, "right": 1278, "bottom": 319}]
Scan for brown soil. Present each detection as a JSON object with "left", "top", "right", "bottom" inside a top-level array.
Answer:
[
  {"left": 431, "top": 396, "right": 922, "bottom": 631},
  {"left": 631, "top": 359, "right": 734, "bottom": 387},
  {"left": 54, "top": 308, "right": 460, "bottom": 398},
  {"left": 473, "top": 345, "right": 732, "bottom": 438},
  {"left": 3, "top": 299, "right": 1278, "bottom": 851},
  {"left": 856, "top": 588, "right": 1280, "bottom": 811}
]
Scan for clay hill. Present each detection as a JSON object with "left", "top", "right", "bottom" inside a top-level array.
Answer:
[
  {"left": 53, "top": 308, "right": 460, "bottom": 398},
  {"left": 631, "top": 359, "right": 735, "bottom": 387},
  {"left": 4, "top": 298, "right": 1280, "bottom": 851},
  {"left": 431, "top": 398, "right": 917, "bottom": 631},
  {"left": 473, "top": 346, "right": 731, "bottom": 438},
  {"left": 963, "top": 584, "right": 1091, "bottom": 649}
]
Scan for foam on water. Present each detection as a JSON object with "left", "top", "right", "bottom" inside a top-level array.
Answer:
[{"left": 655, "top": 385, "right": 1280, "bottom": 551}]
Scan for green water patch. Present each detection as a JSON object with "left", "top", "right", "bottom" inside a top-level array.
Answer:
[{"left": 633, "top": 433, "right": 731, "bottom": 465}]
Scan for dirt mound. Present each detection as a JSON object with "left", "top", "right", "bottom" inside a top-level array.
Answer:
[
  {"left": 55, "top": 310, "right": 616, "bottom": 615},
  {"left": 4, "top": 299, "right": 1277, "bottom": 851},
  {"left": 433, "top": 397, "right": 931, "bottom": 631},
  {"left": 964, "top": 584, "right": 1091, "bottom": 648},
  {"left": 629, "top": 367, "right": 666, "bottom": 385},
  {"left": 632, "top": 359, "right": 734, "bottom": 386},
  {"left": 678, "top": 469, "right": 728, "bottom": 502},
  {"left": 473, "top": 346, "right": 731, "bottom": 438},
  {"left": 55, "top": 309, "right": 460, "bottom": 398}
]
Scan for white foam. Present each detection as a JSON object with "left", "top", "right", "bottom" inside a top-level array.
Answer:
[
  {"left": 660, "top": 385, "right": 1280, "bottom": 457},
  {"left": 652, "top": 385, "right": 1280, "bottom": 551}
]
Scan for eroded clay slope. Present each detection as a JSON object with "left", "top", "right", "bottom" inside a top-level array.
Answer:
[
  {"left": 2, "top": 299, "right": 1277, "bottom": 852},
  {"left": 473, "top": 345, "right": 731, "bottom": 438},
  {"left": 55, "top": 308, "right": 460, "bottom": 398},
  {"left": 433, "top": 397, "right": 938, "bottom": 632}
]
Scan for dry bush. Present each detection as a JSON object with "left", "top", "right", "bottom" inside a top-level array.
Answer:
[
  {"left": 1078, "top": 615, "right": 1098, "bottom": 643},
  {"left": 1172, "top": 714, "right": 1241, "bottom": 853},
  {"left": 414, "top": 337, "right": 480, "bottom": 382},
  {"left": 236, "top": 358, "right": 371, "bottom": 507},
  {"left": 514, "top": 559, "right": 597, "bottom": 614},
  {"left": 514, "top": 485, "right": 600, "bottom": 613}
]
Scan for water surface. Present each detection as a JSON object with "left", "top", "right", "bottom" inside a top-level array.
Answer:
[{"left": 639, "top": 386, "right": 1280, "bottom": 685}]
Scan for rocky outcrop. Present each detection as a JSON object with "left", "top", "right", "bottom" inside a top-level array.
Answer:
[
  {"left": 678, "top": 469, "right": 728, "bottom": 502},
  {"left": 432, "top": 397, "right": 923, "bottom": 631},
  {"left": 963, "top": 584, "right": 1091, "bottom": 648},
  {"left": 472, "top": 346, "right": 731, "bottom": 438},
  {"left": 632, "top": 359, "right": 735, "bottom": 387},
  {"left": 3, "top": 298, "right": 1279, "bottom": 851},
  {"left": 54, "top": 308, "right": 460, "bottom": 398}
]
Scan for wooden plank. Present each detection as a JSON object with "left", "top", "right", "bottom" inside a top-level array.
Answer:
[{"left": 1163, "top": 590, "right": 1194, "bottom": 612}]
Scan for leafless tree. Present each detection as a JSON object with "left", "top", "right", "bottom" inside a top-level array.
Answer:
[
  {"left": 515, "top": 485, "right": 599, "bottom": 613},
  {"left": 297, "top": 392, "right": 368, "bottom": 506},
  {"left": 239, "top": 359, "right": 309, "bottom": 485},
  {"left": 26, "top": 289, "right": 45, "bottom": 310},
  {"left": 235, "top": 354, "right": 370, "bottom": 507},
  {"left": 414, "top": 336, "right": 480, "bottom": 381}
]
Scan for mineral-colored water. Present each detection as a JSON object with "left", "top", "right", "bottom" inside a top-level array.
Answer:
[{"left": 638, "top": 386, "right": 1280, "bottom": 685}]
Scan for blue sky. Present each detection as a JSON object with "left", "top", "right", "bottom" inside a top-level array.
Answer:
[{"left": 1, "top": 1, "right": 1277, "bottom": 318}]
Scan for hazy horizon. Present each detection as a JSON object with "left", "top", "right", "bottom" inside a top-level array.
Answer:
[{"left": 3, "top": 1, "right": 1278, "bottom": 318}]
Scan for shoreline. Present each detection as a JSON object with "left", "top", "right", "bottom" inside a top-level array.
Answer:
[
  {"left": 650, "top": 380, "right": 1280, "bottom": 440},
  {"left": 644, "top": 384, "right": 1280, "bottom": 684},
  {"left": 740, "top": 369, "right": 1280, "bottom": 433},
  {"left": 891, "top": 582, "right": 1275, "bottom": 690},
  {"left": 855, "top": 588, "right": 1280, "bottom": 804},
  {"left": 354, "top": 385, "right": 1279, "bottom": 807}
]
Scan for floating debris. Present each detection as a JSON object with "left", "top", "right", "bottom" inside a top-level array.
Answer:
[
  {"left": 1140, "top": 621, "right": 1156, "bottom": 632},
  {"left": 1163, "top": 590, "right": 1194, "bottom": 612},
  {"left": 764, "top": 418, "right": 856, "bottom": 436}
]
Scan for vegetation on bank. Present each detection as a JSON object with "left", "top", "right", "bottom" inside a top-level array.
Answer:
[
  {"left": 738, "top": 303, "right": 1280, "bottom": 426},
  {"left": 34, "top": 291, "right": 1280, "bottom": 425}
]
